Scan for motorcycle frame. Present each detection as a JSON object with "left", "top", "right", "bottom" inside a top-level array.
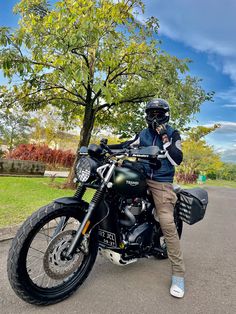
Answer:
[{"left": 56, "top": 161, "right": 120, "bottom": 257}]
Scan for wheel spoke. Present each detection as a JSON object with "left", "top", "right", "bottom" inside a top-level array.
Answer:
[
  {"left": 27, "top": 257, "right": 41, "bottom": 268},
  {"left": 46, "top": 277, "right": 52, "bottom": 288},
  {"left": 29, "top": 247, "right": 45, "bottom": 254},
  {"left": 32, "top": 270, "right": 45, "bottom": 281},
  {"left": 7, "top": 200, "right": 99, "bottom": 306},
  {"left": 25, "top": 214, "right": 88, "bottom": 290},
  {"left": 38, "top": 231, "right": 52, "bottom": 240}
]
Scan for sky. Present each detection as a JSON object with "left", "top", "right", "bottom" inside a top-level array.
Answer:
[{"left": 0, "top": 0, "right": 236, "bottom": 162}]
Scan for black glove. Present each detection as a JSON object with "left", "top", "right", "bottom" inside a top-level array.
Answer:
[
  {"left": 156, "top": 124, "right": 169, "bottom": 143},
  {"left": 100, "top": 138, "right": 108, "bottom": 145},
  {"left": 156, "top": 124, "right": 167, "bottom": 136}
]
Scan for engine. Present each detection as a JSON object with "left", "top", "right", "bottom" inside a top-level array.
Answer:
[
  {"left": 99, "top": 196, "right": 156, "bottom": 266},
  {"left": 119, "top": 198, "right": 145, "bottom": 226},
  {"left": 119, "top": 198, "right": 154, "bottom": 250}
]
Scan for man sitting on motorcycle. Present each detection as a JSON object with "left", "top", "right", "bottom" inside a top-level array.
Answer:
[{"left": 110, "top": 98, "right": 185, "bottom": 298}]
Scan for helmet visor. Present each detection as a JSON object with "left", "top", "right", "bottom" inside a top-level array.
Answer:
[
  {"left": 146, "top": 109, "right": 166, "bottom": 120},
  {"left": 146, "top": 108, "right": 169, "bottom": 128}
]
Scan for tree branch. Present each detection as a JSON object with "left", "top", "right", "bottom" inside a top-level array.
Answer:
[
  {"left": 71, "top": 49, "right": 90, "bottom": 69},
  {"left": 6, "top": 35, "right": 24, "bottom": 58},
  {"left": 95, "top": 94, "right": 155, "bottom": 112},
  {"left": 9, "top": 57, "right": 64, "bottom": 71},
  {"left": 49, "top": 84, "right": 86, "bottom": 103},
  {"left": 109, "top": 68, "right": 128, "bottom": 83},
  {"left": 6, "top": 91, "right": 83, "bottom": 107}
]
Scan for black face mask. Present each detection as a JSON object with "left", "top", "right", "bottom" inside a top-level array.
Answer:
[{"left": 149, "top": 119, "right": 159, "bottom": 130}]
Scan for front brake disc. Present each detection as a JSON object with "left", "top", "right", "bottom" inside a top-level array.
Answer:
[{"left": 43, "top": 230, "right": 84, "bottom": 280}]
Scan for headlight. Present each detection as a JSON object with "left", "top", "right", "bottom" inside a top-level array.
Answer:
[{"left": 76, "top": 157, "right": 97, "bottom": 183}]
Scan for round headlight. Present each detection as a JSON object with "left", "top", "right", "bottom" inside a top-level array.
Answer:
[{"left": 76, "top": 157, "right": 92, "bottom": 182}]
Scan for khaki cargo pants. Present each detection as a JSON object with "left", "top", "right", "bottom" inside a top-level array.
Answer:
[{"left": 147, "top": 179, "right": 185, "bottom": 277}]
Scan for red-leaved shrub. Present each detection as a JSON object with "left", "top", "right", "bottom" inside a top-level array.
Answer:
[{"left": 6, "top": 144, "right": 75, "bottom": 168}]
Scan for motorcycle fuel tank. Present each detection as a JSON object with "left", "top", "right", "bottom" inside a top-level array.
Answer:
[{"left": 112, "top": 166, "right": 147, "bottom": 197}]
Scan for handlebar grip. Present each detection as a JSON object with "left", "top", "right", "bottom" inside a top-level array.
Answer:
[
  {"left": 100, "top": 138, "right": 108, "bottom": 145},
  {"left": 100, "top": 142, "right": 114, "bottom": 155}
]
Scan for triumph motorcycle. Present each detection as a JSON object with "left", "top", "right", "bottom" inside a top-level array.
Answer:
[{"left": 7, "top": 139, "right": 208, "bottom": 305}]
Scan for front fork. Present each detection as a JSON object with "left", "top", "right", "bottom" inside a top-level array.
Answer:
[
  {"left": 53, "top": 185, "right": 87, "bottom": 237},
  {"left": 65, "top": 162, "right": 116, "bottom": 258}
]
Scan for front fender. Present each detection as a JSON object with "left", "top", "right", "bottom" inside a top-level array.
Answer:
[
  {"left": 53, "top": 197, "right": 113, "bottom": 233},
  {"left": 54, "top": 196, "right": 87, "bottom": 206},
  {"left": 54, "top": 197, "right": 89, "bottom": 225}
]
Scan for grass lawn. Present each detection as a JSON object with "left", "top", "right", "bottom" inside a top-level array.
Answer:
[
  {"left": 0, "top": 177, "right": 235, "bottom": 228},
  {"left": 0, "top": 177, "right": 94, "bottom": 228},
  {"left": 203, "top": 179, "right": 236, "bottom": 189},
  {"left": 179, "top": 179, "right": 236, "bottom": 189}
]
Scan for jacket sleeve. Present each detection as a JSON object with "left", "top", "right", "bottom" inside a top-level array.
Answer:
[
  {"left": 108, "top": 133, "right": 140, "bottom": 149},
  {"left": 163, "top": 130, "right": 183, "bottom": 166}
]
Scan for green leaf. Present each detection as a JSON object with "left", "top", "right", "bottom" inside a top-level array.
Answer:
[{"left": 0, "top": 0, "right": 212, "bottom": 147}]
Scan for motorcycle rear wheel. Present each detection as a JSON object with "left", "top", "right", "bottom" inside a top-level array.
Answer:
[{"left": 7, "top": 202, "right": 98, "bottom": 305}]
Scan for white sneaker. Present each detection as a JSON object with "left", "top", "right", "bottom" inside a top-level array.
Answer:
[{"left": 170, "top": 276, "right": 185, "bottom": 298}]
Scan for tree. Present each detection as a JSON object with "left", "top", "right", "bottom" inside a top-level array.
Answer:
[
  {"left": 0, "top": 0, "right": 212, "bottom": 145},
  {"left": 0, "top": 0, "right": 213, "bottom": 185},
  {"left": 0, "top": 105, "right": 32, "bottom": 150},
  {"left": 215, "top": 163, "right": 236, "bottom": 181},
  {"left": 30, "top": 105, "right": 78, "bottom": 149},
  {"left": 185, "top": 124, "right": 220, "bottom": 142},
  {"left": 176, "top": 125, "right": 223, "bottom": 183}
]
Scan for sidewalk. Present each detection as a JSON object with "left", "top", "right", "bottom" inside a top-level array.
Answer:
[
  {"left": 0, "top": 224, "right": 21, "bottom": 242},
  {"left": 44, "top": 170, "right": 69, "bottom": 178}
]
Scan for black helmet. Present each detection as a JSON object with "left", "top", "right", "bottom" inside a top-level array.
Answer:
[{"left": 145, "top": 98, "right": 170, "bottom": 129}]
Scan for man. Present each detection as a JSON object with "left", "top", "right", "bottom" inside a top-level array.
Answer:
[{"left": 110, "top": 98, "right": 185, "bottom": 298}]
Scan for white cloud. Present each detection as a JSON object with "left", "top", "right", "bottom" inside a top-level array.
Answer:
[
  {"left": 213, "top": 144, "right": 236, "bottom": 163},
  {"left": 216, "top": 87, "right": 236, "bottom": 109},
  {"left": 220, "top": 147, "right": 236, "bottom": 163},
  {"left": 143, "top": 0, "right": 236, "bottom": 83},
  {"left": 212, "top": 142, "right": 236, "bottom": 163},
  {"left": 215, "top": 147, "right": 227, "bottom": 153},
  {"left": 185, "top": 121, "right": 236, "bottom": 162},
  {"left": 204, "top": 121, "right": 236, "bottom": 134}
]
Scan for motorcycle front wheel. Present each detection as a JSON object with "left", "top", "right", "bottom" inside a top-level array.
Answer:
[{"left": 7, "top": 202, "right": 98, "bottom": 305}]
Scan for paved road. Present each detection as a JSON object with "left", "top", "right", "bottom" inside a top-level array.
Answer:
[{"left": 0, "top": 187, "right": 236, "bottom": 314}]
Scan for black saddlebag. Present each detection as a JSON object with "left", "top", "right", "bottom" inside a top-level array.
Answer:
[{"left": 177, "top": 188, "right": 208, "bottom": 225}]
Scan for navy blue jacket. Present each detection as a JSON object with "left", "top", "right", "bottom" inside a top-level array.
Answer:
[{"left": 109, "top": 125, "right": 183, "bottom": 183}]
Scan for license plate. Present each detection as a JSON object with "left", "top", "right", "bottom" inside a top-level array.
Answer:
[{"left": 98, "top": 229, "right": 117, "bottom": 247}]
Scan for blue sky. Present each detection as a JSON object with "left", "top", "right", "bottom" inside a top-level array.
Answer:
[
  {"left": 1, "top": 0, "right": 236, "bottom": 162},
  {"left": 142, "top": 0, "right": 236, "bottom": 163}
]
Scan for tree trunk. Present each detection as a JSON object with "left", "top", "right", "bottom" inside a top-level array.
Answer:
[{"left": 66, "top": 104, "right": 95, "bottom": 188}]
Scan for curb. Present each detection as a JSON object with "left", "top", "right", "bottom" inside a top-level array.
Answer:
[
  {"left": 44, "top": 171, "right": 69, "bottom": 178},
  {"left": 0, "top": 224, "right": 22, "bottom": 242}
]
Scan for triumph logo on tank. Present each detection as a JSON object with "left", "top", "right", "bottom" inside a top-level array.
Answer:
[{"left": 126, "top": 180, "right": 139, "bottom": 186}]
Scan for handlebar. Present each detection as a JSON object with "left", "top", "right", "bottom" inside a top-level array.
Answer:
[
  {"left": 100, "top": 141, "right": 166, "bottom": 160},
  {"left": 100, "top": 141, "right": 117, "bottom": 155},
  {"left": 79, "top": 140, "right": 167, "bottom": 160}
]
